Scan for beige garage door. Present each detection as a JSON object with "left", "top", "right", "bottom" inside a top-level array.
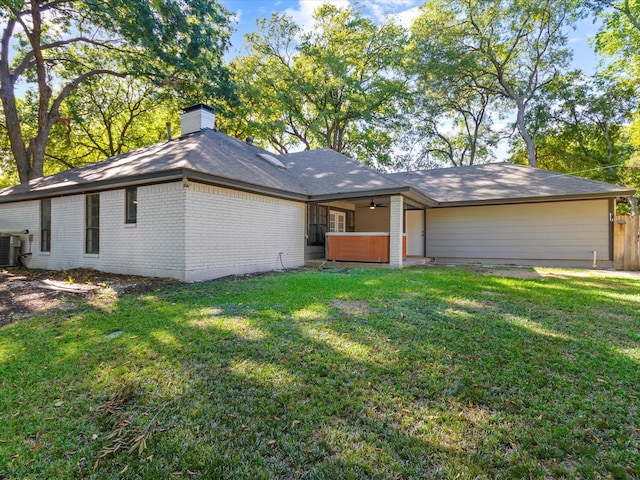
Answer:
[{"left": 425, "top": 199, "right": 611, "bottom": 266}]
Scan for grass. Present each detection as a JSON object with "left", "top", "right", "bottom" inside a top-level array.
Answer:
[{"left": 0, "top": 266, "right": 639, "bottom": 479}]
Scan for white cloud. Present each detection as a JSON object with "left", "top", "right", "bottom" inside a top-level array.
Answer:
[
  {"left": 366, "top": 0, "right": 414, "bottom": 4},
  {"left": 282, "top": 0, "right": 422, "bottom": 31},
  {"left": 387, "top": 5, "right": 422, "bottom": 27},
  {"left": 366, "top": 0, "right": 416, "bottom": 18},
  {"left": 367, "top": 1, "right": 424, "bottom": 25},
  {"left": 230, "top": 8, "right": 243, "bottom": 26},
  {"left": 368, "top": 3, "right": 385, "bottom": 22},
  {"left": 284, "top": 0, "right": 352, "bottom": 32},
  {"left": 276, "top": 0, "right": 423, "bottom": 32}
]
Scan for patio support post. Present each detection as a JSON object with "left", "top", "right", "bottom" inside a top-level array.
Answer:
[{"left": 389, "top": 195, "right": 404, "bottom": 267}]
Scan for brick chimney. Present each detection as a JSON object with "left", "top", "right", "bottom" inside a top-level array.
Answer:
[{"left": 180, "top": 104, "right": 215, "bottom": 136}]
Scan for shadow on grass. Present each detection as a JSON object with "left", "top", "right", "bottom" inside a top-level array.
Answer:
[{"left": 0, "top": 267, "right": 638, "bottom": 479}]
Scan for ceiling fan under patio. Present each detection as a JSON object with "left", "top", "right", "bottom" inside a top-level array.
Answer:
[{"left": 369, "top": 199, "right": 388, "bottom": 210}]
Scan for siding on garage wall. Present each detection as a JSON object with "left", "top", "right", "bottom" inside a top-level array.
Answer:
[
  {"left": 425, "top": 199, "right": 612, "bottom": 267},
  {"left": 0, "top": 182, "right": 188, "bottom": 279},
  {"left": 184, "top": 183, "right": 305, "bottom": 282}
]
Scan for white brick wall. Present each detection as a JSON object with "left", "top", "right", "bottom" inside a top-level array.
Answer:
[
  {"left": 388, "top": 195, "right": 404, "bottom": 267},
  {"left": 0, "top": 183, "right": 188, "bottom": 279},
  {"left": 96, "top": 183, "right": 187, "bottom": 279},
  {"left": 46, "top": 195, "right": 84, "bottom": 270},
  {"left": 0, "top": 181, "right": 306, "bottom": 281},
  {"left": 184, "top": 183, "right": 305, "bottom": 282},
  {"left": 0, "top": 196, "right": 81, "bottom": 269}
]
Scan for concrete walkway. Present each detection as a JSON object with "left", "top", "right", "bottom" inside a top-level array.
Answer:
[
  {"left": 305, "top": 258, "right": 640, "bottom": 280},
  {"left": 535, "top": 268, "right": 640, "bottom": 280}
]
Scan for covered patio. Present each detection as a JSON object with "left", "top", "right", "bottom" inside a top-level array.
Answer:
[{"left": 304, "top": 193, "right": 433, "bottom": 268}]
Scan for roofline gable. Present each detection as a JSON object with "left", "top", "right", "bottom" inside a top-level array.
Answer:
[
  {"left": 0, "top": 167, "right": 310, "bottom": 204},
  {"left": 0, "top": 140, "right": 634, "bottom": 206}
]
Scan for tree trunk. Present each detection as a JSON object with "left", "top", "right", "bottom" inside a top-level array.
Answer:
[
  {"left": 0, "top": 17, "right": 31, "bottom": 183},
  {"left": 0, "top": 92, "right": 31, "bottom": 183},
  {"left": 515, "top": 99, "right": 537, "bottom": 167},
  {"left": 0, "top": 84, "right": 52, "bottom": 182},
  {"left": 27, "top": 131, "right": 50, "bottom": 180},
  {"left": 0, "top": 2, "right": 51, "bottom": 183}
]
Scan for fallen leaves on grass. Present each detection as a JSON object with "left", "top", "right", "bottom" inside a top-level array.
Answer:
[
  {"left": 93, "top": 382, "right": 181, "bottom": 471},
  {"left": 97, "top": 381, "right": 137, "bottom": 416}
]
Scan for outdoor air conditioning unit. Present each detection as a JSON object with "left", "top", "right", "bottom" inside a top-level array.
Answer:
[{"left": 0, "top": 235, "right": 21, "bottom": 267}]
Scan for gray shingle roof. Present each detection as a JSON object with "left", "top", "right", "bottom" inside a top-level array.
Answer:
[
  {"left": 0, "top": 129, "right": 308, "bottom": 201},
  {"left": 0, "top": 130, "right": 633, "bottom": 206},
  {"left": 280, "top": 149, "right": 405, "bottom": 197},
  {"left": 386, "top": 163, "right": 634, "bottom": 205}
]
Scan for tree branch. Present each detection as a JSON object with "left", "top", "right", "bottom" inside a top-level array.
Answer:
[
  {"left": 614, "top": 0, "right": 640, "bottom": 31},
  {"left": 50, "top": 69, "right": 128, "bottom": 127},
  {"left": 12, "top": 36, "right": 136, "bottom": 80}
]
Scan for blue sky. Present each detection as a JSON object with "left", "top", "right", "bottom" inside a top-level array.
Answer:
[
  {"left": 221, "top": 0, "right": 425, "bottom": 56},
  {"left": 220, "top": 0, "right": 602, "bottom": 73}
]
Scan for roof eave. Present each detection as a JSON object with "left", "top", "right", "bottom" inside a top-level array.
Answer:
[
  {"left": 307, "top": 186, "right": 438, "bottom": 207},
  {"left": 183, "top": 169, "right": 307, "bottom": 201},
  {"left": 0, "top": 168, "right": 309, "bottom": 204},
  {"left": 0, "top": 169, "right": 185, "bottom": 204},
  {"left": 435, "top": 190, "right": 636, "bottom": 208}
]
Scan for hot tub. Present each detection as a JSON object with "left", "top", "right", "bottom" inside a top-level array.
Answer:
[{"left": 325, "top": 232, "right": 407, "bottom": 263}]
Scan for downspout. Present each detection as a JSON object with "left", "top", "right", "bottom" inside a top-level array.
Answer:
[{"left": 609, "top": 199, "right": 615, "bottom": 261}]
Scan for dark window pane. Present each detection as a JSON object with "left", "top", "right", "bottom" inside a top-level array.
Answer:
[
  {"left": 40, "top": 198, "right": 51, "bottom": 252},
  {"left": 85, "top": 194, "right": 99, "bottom": 254},
  {"left": 126, "top": 187, "right": 137, "bottom": 224},
  {"left": 307, "top": 203, "right": 329, "bottom": 246}
]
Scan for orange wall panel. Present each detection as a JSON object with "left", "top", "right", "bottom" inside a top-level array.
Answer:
[{"left": 326, "top": 234, "right": 407, "bottom": 263}]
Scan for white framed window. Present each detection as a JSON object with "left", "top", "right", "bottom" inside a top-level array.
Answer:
[{"left": 329, "top": 211, "right": 346, "bottom": 232}]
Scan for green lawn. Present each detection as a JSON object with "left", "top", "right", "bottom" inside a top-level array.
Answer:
[{"left": 1, "top": 266, "right": 639, "bottom": 479}]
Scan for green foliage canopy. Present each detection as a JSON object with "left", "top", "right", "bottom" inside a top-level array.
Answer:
[
  {"left": 593, "top": 0, "right": 640, "bottom": 81},
  {"left": 406, "top": 1, "right": 501, "bottom": 167},
  {"left": 409, "top": 0, "right": 581, "bottom": 168},
  {"left": 46, "top": 76, "right": 180, "bottom": 173},
  {"left": 0, "top": 0, "right": 234, "bottom": 184},
  {"left": 219, "top": 5, "right": 408, "bottom": 168}
]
